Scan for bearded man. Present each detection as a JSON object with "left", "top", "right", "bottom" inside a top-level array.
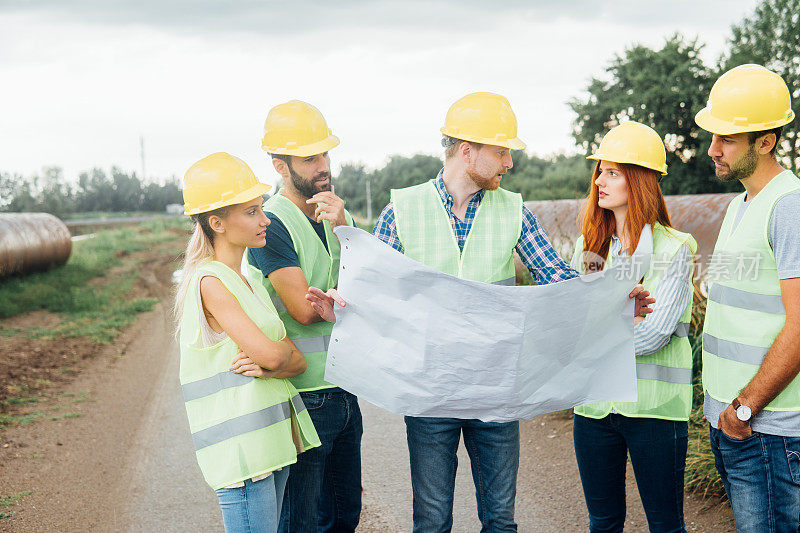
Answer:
[
  {"left": 249, "top": 100, "right": 362, "bottom": 533},
  {"left": 696, "top": 65, "right": 800, "bottom": 533}
]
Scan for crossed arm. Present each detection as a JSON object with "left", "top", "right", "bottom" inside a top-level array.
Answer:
[{"left": 199, "top": 276, "right": 307, "bottom": 379}]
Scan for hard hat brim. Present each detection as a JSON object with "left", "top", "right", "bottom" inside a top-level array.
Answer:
[
  {"left": 586, "top": 153, "right": 668, "bottom": 175},
  {"left": 262, "top": 135, "right": 340, "bottom": 157},
  {"left": 695, "top": 107, "right": 796, "bottom": 135},
  {"left": 440, "top": 128, "right": 527, "bottom": 151},
  {"left": 184, "top": 182, "right": 272, "bottom": 216}
]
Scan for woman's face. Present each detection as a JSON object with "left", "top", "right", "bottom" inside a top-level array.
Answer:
[
  {"left": 595, "top": 161, "right": 628, "bottom": 212},
  {"left": 212, "top": 197, "right": 270, "bottom": 248}
]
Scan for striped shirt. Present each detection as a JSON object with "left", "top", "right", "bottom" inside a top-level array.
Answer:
[
  {"left": 372, "top": 171, "right": 578, "bottom": 285},
  {"left": 570, "top": 234, "right": 694, "bottom": 356}
]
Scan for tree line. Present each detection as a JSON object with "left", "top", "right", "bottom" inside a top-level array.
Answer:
[
  {"left": 2, "top": 0, "right": 796, "bottom": 219},
  {"left": 0, "top": 167, "right": 182, "bottom": 218},
  {"left": 336, "top": 0, "right": 799, "bottom": 218}
]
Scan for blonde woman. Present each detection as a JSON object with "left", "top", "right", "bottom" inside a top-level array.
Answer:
[{"left": 175, "top": 152, "right": 320, "bottom": 533}]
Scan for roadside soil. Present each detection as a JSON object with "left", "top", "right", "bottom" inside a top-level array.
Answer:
[{"left": 0, "top": 237, "right": 735, "bottom": 532}]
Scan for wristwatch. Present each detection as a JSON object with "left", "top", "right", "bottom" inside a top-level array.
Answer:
[{"left": 731, "top": 398, "right": 753, "bottom": 422}]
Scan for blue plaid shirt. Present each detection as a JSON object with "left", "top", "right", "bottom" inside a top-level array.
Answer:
[{"left": 372, "top": 170, "right": 579, "bottom": 285}]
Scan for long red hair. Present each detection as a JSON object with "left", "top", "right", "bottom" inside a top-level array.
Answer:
[{"left": 580, "top": 161, "right": 671, "bottom": 272}]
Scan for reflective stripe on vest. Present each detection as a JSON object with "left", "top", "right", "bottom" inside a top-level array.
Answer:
[
  {"left": 192, "top": 392, "right": 306, "bottom": 451},
  {"left": 492, "top": 277, "right": 516, "bottom": 286},
  {"left": 708, "top": 283, "right": 785, "bottom": 315},
  {"left": 193, "top": 398, "right": 293, "bottom": 451},
  {"left": 271, "top": 295, "right": 288, "bottom": 314},
  {"left": 703, "top": 332, "right": 767, "bottom": 366},
  {"left": 292, "top": 335, "right": 331, "bottom": 354},
  {"left": 182, "top": 372, "right": 254, "bottom": 402},
  {"left": 636, "top": 363, "right": 692, "bottom": 385},
  {"left": 674, "top": 322, "right": 690, "bottom": 338}
]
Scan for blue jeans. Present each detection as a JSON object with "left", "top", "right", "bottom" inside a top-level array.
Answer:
[
  {"left": 216, "top": 468, "right": 291, "bottom": 533},
  {"left": 279, "top": 388, "right": 363, "bottom": 533},
  {"left": 709, "top": 426, "right": 800, "bottom": 533},
  {"left": 573, "top": 414, "right": 688, "bottom": 533},
  {"left": 404, "top": 416, "right": 519, "bottom": 533}
]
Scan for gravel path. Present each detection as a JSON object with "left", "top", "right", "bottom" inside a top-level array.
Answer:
[{"left": 0, "top": 298, "right": 735, "bottom": 532}]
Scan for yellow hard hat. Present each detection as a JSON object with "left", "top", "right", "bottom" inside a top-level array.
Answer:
[
  {"left": 261, "top": 100, "right": 340, "bottom": 157},
  {"left": 695, "top": 64, "right": 795, "bottom": 135},
  {"left": 587, "top": 121, "right": 668, "bottom": 175},
  {"left": 440, "top": 92, "right": 527, "bottom": 150},
  {"left": 183, "top": 152, "right": 271, "bottom": 216}
]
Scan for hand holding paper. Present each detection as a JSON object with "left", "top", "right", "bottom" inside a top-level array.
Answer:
[{"left": 323, "top": 226, "right": 649, "bottom": 422}]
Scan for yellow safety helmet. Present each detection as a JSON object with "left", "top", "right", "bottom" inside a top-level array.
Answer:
[
  {"left": 440, "top": 92, "right": 527, "bottom": 150},
  {"left": 183, "top": 152, "right": 271, "bottom": 216},
  {"left": 587, "top": 121, "right": 667, "bottom": 175},
  {"left": 261, "top": 100, "right": 340, "bottom": 157},
  {"left": 695, "top": 64, "right": 795, "bottom": 135}
]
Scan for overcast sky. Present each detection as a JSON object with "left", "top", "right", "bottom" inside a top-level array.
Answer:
[{"left": 0, "top": 0, "right": 757, "bottom": 187}]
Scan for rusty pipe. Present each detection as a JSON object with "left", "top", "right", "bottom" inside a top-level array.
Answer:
[
  {"left": 517, "top": 193, "right": 738, "bottom": 286},
  {"left": 0, "top": 213, "right": 73, "bottom": 278}
]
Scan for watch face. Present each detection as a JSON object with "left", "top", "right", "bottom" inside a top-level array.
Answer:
[{"left": 736, "top": 405, "right": 752, "bottom": 422}]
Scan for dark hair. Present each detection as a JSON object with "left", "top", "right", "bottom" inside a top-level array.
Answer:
[
  {"left": 269, "top": 153, "right": 293, "bottom": 169},
  {"left": 748, "top": 126, "right": 783, "bottom": 155}
]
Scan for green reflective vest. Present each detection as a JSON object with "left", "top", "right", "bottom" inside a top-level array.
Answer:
[
  {"left": 573, "top": 223, "right": 697, "bottom": 421},
  {"left": 391, "top": 180, "right": 522, "bottom": 284},
  {"left": 702, "top": 170, "right": 800, "bottom": 411},
  {"left": 179, "top": 260, "right": 320, "bottom": 490},
  {"left": 256, "top": 192, "right": 354, "bottom": 392}
]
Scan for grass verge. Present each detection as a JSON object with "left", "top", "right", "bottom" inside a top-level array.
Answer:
[
  {"left": 684, "top": 296, "right": 726, "bottom": 500},
  {"left": 0, "top": 217, "right": 188, "bottom": 342}
]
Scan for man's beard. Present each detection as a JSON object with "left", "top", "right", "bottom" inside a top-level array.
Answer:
[
  {"left": 466, "top": 165, "right": 501, "bottom": 191},
  {"left": 716, "top": 145, "right": 758, "bottom": 182},
  {"left": 289, "top": 167, "right": 331, "bottom": 198}
]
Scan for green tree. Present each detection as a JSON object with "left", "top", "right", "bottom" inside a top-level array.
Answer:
[
  {"left": 110, "top": 167, "right": 144, "bottom": 211},
  {"left": 722, "top": 0, "right": 800, "bottom": 174},
  {"left": 503, "top": 152, "right": 592, "bottom": 200},
  {"left": 335, "top": 163, "right": 370, "bottom": 216},
  {"left": 569, "top": 34, "right": 735, "bottom": 195},
  {"left": 37, "top": 167, "right": 75, "bottom": 216},
  {"left": 77, "top": 168, "right": 115, "bottom": 212},
  {"left": 370, "top": 154, "right": 443, "bottom": 212}
]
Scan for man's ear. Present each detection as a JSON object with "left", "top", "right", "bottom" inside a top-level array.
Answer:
[
  {"left": 459, "top": 141, "right": 472, "bottom": 162},
  {"left": 272, "top": 158, "right": 288, "bottom": 176},
  {"left": 756, "top": 132, "right": 778, "bottom": 155}
]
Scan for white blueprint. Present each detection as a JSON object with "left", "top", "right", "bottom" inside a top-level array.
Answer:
[{"left": 325, "top": 226, "right": 647, "bottom": 422}]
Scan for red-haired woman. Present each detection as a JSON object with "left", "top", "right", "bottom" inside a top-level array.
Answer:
[{"left": 571, "top": 121, "right": 697, "bottom": 533}]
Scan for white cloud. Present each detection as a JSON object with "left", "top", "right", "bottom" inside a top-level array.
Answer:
[{"left": 0, "top": 1, "right": 757, "bottom": 187}]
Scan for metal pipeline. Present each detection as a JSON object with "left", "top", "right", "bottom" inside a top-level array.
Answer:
[
  {"left": 0, "top": 213, "right": 73, "bottom": 278},
  {"left": 518, "top": 193, "right": 739, "bottom": 287}
]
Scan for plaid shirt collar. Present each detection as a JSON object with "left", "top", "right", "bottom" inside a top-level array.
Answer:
[{"left": 433, "top": 169, "right": 485, "bottom": 212}]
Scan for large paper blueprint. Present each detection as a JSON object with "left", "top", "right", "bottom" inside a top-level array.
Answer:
[{"left": 325, "top": 226, "right": 646, "bottom": 422}]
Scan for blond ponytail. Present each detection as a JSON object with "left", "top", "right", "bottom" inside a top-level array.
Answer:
[{"left": 173, "top": 208, "right": 228, "bottom": 327}]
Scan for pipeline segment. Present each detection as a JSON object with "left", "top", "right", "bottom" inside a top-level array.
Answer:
[{"left": 0, "top": 213, "right": 72, "bottom": 278}]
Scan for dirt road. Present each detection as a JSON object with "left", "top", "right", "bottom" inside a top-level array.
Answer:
[{"left": 0, "top": 260, "right": 734, "bottom": 532}]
